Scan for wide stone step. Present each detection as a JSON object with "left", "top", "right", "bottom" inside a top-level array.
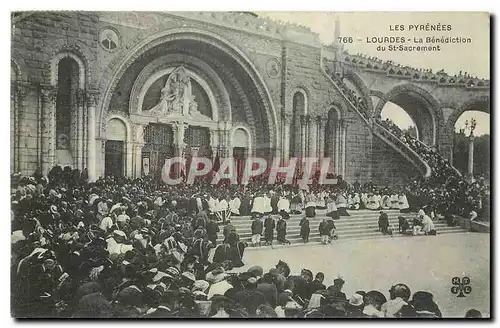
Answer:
[
  {"left": 236, "top": 229, "right": 471, "bottom": 250},
  {"left": 222, "top": 224, "right": 464, "bottom": 240},
  {"left": 218, "top": 224, "right": 467, "bottom": 243},
  {"left": 229, "top": 215, "right": 419, "bottom": 229}
]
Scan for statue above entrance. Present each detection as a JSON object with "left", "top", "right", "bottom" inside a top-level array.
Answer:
[{"left": 145, "top": 66, "right": 212, "bottom": 121}]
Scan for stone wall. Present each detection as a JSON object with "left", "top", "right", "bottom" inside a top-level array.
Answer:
[
  {"left": 371, "top": 136, "right": 416, "bottom": 187},
  {"left": 12, "top": 11, "right": 461, "bottom": 185}
]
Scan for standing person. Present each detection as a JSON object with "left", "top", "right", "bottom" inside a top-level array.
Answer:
[
  {"left": 251, "top": 216, "right": 264, "bottom": 247},
  {"left": 263, "top": 215, "right": 275, "bottom": 246},
  {"left": 276, "top": 216, "right": 289, "bottom": 245},
  {"left": 299, "top": 217, "right": 310, "bottom": 244},
  {"left": 319, "top": 218, "right": 330, "bottom": 244},
  {"left": 223, "top": 220, "right": 236, "bottom": 244},
  {"left": 378, "top": 211, "right": 389, "bottom": 235},
  {"left": 206, "top": 216, "right": 220, "bottom": 247}
]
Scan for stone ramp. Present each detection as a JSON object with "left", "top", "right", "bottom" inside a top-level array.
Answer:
[{"left": 217, "top": 209, "right": 469, "bottom": 247}]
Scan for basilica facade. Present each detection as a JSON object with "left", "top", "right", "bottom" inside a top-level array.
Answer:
[{"left": 11, "top": 12, "right": 489, "bottom": 185}]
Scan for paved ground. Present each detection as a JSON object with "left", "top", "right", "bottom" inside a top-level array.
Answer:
[{"left": 235, "top": 232, "right": 490, "bottom": 318}]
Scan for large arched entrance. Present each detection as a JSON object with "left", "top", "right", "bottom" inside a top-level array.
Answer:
[
  {"left": 96, "top": 30, "right": 277, "bottom": 179},
  {"left": 375, "top": 84, "right": 442, "bottom": 146}
]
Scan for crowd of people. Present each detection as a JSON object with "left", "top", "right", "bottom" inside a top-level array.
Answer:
[
  {"left": 376, "top": 117, "right": 489, "bottom": 221},
  {"left": 326, "top": 67, "right": 489, "bottom": 222},
  {"left": 10, "top": 169, "right": 482, "bottom": 318},
  {"left": 344, "top": 53, "right": 488, "bottom": 87}
]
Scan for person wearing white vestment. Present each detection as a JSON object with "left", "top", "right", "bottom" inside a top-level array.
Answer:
[
  {"left": 251, "top": 194, "right": 265, "bottom": 216},
  {"left": 360, "top": 193, "right": 368, "bottom": 209},
  {"left": 348, "top": 193, "right": 360, "bottom": 210},
  {"left": 326, "top": 193, "right": 339, "bottom": 220},
  {"left": 316, "top": 191, "right": 327, "bottom": 209},
  {"left": 365, "top": 194, "right": 380, "bottom": 210},
  {"left": 336, "top": 194, "right": 349, "bottom": 216},
  {"left": 381, "top": 195, "right": 391, "bottom": 210},
  {"left": 263, "top": 193, "right": 273, "bottom": 215},
  {"left": 398, "top": 194, "right": 410, "bottom": 213},
  {"left": 277, "top": 195, "right": 290, "bottom": 220},
  {"left": 229, "top": 196, "right": 241, "bottom": 216},
  {"left": 390, "top": 194, "right": 399, "bottom": 209},
  {"left": 305, "top": 192, "right": 316, "bottom": 218},
  {"left": 208, "top": 196, "right": 217, "bottom": 214},
  {"left": 217, "top": 197, "right": 229, "bottom": 224}
]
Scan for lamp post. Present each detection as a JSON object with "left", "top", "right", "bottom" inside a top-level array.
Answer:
[{"left": 462, "top": 118, "right": 477, "bottom": 182}]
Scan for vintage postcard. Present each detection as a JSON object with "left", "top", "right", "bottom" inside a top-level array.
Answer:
[{"left": 10, "top": 11, "right": 490, "bottom": 318}]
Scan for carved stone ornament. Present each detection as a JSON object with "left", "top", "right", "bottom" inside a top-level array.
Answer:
[
  {"left": 145, "top": 66, "right": 212, "bottom": 121},
  {"left": 266, "top": 58, "right": 281, "bottom": 78}
]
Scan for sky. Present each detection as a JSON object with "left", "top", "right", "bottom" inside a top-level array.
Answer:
[{"left": 261, "top": 12, "right": 490, "bottom": 136}]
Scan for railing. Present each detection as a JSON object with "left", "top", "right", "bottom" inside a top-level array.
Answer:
[{"left": 415, "top": 139, "right": 462, "bottom": 177}]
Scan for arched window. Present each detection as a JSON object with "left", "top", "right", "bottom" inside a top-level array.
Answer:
[
  {"left": 56, "top": 57, "right": 79, "bottom": 151},
  {"left": 290, "top": 90, "right": 307, "bottom": 157}
]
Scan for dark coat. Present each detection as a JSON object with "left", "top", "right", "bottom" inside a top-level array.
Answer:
[
  {"left": 251, "top": 219, "right": 263, "bottom": 235},
  {"left": 264, "top": 217, "right": 275, "bottom": 241},
  {"left": 299, "top": 217, "right": 310, "bottom": 237}
]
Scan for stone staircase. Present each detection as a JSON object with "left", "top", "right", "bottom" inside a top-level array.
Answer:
[{"left": 218, "top": 209, "right": 469, "bottom": 248}]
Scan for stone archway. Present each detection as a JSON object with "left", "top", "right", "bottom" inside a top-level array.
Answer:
[
  {"left": 344, "top": 69, "right": 374, "bottom": 113},
  {"left": 97, "top": 28, "right": 278, "bottom": 152},
  {"left": 375, "top": 84, "right": 443, "bottom": 146},
  {"left": 441, "top": 95, "right": 490, "bottom": 161}
]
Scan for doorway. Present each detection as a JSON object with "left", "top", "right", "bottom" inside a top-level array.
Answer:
[{"left": 105, "top": 140, "right": 124, "bottom": 177}]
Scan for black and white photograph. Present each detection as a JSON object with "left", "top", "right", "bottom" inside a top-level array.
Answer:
[{"left": 9, "top": 11, "right": 491, "bottom": 319}]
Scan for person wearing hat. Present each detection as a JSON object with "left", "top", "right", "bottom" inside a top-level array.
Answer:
[
  {"left": 362, "top": 290, "right": 387, "bottom": 318},
  {"left": 307, "top": 272, "right": 326, "bottom": 299},
  {"left": 233, "top": 275, "right": 267, "bottom": 316},
  {"left": 346, "top": 293, "right": 365, "bottom": 318},
  {"left": 381, "top": 283, "right": 411, "bottom": 318},
  {"left": 409, "top": 291, "right": 442, "bottom": 318},
  {"left": 257, "top": 273, "right": 278, "bottom": 308},
  {"left": 327, "top": 277, "right": 347, "bottom": 301}
]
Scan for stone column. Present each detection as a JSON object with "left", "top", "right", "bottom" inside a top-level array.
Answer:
[
  {"left": 86, "top": 91, "right": 97, "bottom": 182},
  {"left": 308, "top": 116, "right": 318, "bottom": 158},
  {"left": 76, "top": 89, "right": 86, "bottom": 171},
  {"left": 11, "top": 84, "right": 17, "bottom": 172},
  {"left": 317, "top": 115, "right": 326, "bottom": 162},
  {"left": 133, "top": 124, "right": 146, "bottom": 178},
  {"left": 209, "top": 129, "right": 219, "bottom": 159},
  {"left": 335, "top": 121, "right": 341, "bottom": 174},
  {"left": 40, "top": 86, "right": 57, "bottom": 177},
  {"left": 282, "top": 112, "right": 293, "bottom": 161},
  {"left": 15, "top": 83, "right": 29, "bottom": 174},
  {"left": 341, "top": 119, "right": 348, "bottom": 178},
  {"left": 172, "top": 121, "right": 189, "bottom": 176},
  {"left": 299, "top": 115, "right": 307, "bottom": 159},
  {"left": 223, "top": 121, "right": 232, "bottom": 157},
  {"left": 468, "top": 136, "right": 474, "bottom": 181}
]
